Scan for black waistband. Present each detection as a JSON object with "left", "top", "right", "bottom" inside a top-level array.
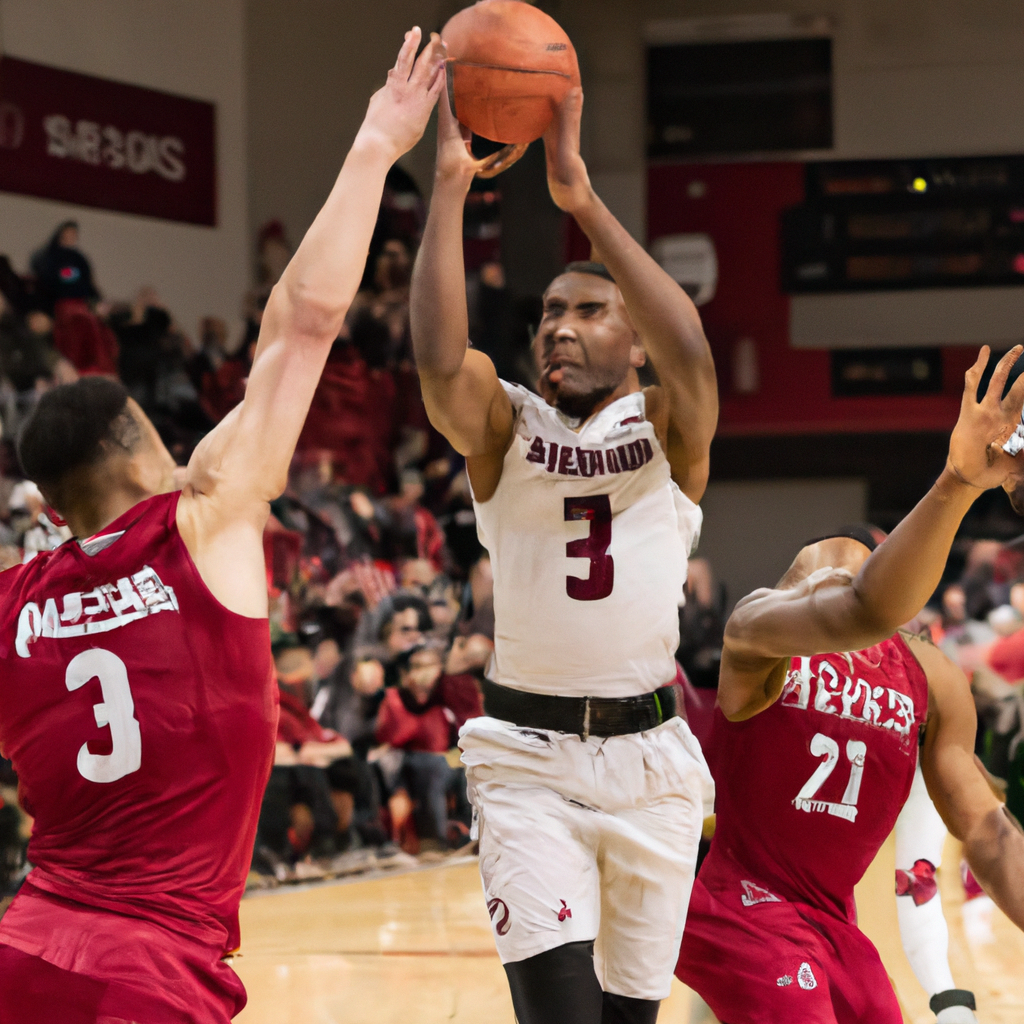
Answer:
[{"left": 481, "top": 678, "right": 677, "bottom": 739}]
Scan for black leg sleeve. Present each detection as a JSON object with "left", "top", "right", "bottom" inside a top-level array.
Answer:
[
  {"left": 503, "top": 942, "right": 604, "bottom": 1024},
  {"left": 601, "top": 992, "right": 660, "bottom": 1024}
]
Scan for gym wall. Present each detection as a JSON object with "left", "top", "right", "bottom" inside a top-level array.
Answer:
[{"left": 0, "top": 0, "right": 248, "bottom": 337}]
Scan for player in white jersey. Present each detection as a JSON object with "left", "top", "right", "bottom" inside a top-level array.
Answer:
[{"left": 410, "top": 83, "right": 717, "bottom": 1024}]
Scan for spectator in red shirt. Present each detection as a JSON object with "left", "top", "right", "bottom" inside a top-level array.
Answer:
[{"left": 375, "top": 642, "right": 482, "bottom": 849}]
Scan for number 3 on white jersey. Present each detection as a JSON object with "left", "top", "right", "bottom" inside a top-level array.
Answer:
[{"left": 66, "top": 648, "right": 142, "bottom": 784}]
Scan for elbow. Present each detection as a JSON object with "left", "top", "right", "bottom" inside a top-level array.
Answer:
[{"left": 271, "top": 278, "right": 349, "bottom": 342}]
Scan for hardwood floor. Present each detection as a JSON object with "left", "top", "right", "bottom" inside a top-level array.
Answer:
[{"left": 233, "top": 837, "right": 1024, "bottom": 1023}]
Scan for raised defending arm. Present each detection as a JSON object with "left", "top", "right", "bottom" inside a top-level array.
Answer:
[
  {"left": 176, "top": 30, "right": 445, "bottom": 616},
  {"left": 542, "top": 89, "right": 718, "bottom": 502},
  {"left": 410, "top": 91, "right": 514, "bottom": 503},
  {"left": 719, "top": 345, "right": 1024, "bottom": 719}
]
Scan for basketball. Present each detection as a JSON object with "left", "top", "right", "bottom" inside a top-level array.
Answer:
[{"left": 441, "top": 0, "right": 580, "bottom": 145}]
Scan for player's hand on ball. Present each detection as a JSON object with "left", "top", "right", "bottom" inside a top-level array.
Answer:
[
  {"left": 434, "top": 85, "right": 525, "bottom": 184},
  {"left": 359, "top": 28, "right": 446, "bottom": 162},
  {"left": 947, "top": 344, "right": 1024, "bottom": 490},
  {"left": 543, "top": 87, "right": 593, "bottom": 214}
]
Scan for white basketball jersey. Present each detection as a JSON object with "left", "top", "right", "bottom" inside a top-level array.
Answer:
[{"left": 473, "top": 382, "right": 703, "bottom": 699}]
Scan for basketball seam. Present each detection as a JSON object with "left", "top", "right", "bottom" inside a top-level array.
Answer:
[{"left": 447, "top": 59, "right": 572, "bottom": 80}]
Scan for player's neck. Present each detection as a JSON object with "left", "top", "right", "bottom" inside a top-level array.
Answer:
[
  {"left": 552, "top": 374, "right": 641, "bottom": 429},
  {"left": 64, "top": 482, "right": 151, "bottom": 540}
]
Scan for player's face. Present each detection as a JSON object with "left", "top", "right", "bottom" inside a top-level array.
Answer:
[
  {"left": 535, "top": 274, "right": 646, "bottom": 420},
  {"left": 124, "top": 399, "right": 181, "bottom": 497}
]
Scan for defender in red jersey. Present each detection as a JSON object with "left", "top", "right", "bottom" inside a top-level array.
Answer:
[
  {"left": 676, "top": 346, "right": 1024, "bottom": 1024},
  {"left": 0, "top": 31, "right": 445, "bottom": 1024}
]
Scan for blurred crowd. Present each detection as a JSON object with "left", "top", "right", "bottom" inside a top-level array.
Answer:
[{"left": 916, "top": 539, "right": 1024, "bottom": 833}]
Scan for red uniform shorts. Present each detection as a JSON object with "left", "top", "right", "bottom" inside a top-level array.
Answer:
[
  {"left": 676, "top": 877, "right": 903, "bottom": 1024},
  {"left": 0, "top": 883, "right": 245, "bottom": 1024}
]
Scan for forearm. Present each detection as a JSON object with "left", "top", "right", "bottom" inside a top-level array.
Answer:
[
  {"left": 963, "top": 805, "right": 1024, "bottom": 930},
  {"left": 729, "top": 470, "right": 979, "bottom": 660},
  {"left": 411, "top": 173, "right": 474, "bottom": 378},
  {"left": 274, "top": 134, "right": 395, "bottom": 341},
  {"left": 851, "top": 467, "right": 978, "bottom": 633},
  {"left": 571, "top": 191, "right": 715, "bottom": 393}
]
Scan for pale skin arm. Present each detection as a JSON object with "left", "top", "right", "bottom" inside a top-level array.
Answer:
[
  {"left": 543, "top": 90, "right": 718, "bottom": 502},
  {"left": 911, "top": 638, "right": 1024, "bottom": 931},
  {"left": 176, "top": 31, "right": 446, "bottom": 616},
  {"left": 410, "top": 90, "right": 514, "bottom": 503},
  {"left": 718, "top": 345, "right": 1024, "bottom": 720}
]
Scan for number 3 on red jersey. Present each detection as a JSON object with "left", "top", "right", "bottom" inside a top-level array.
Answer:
[
  {"left": 65, "top": 648, "right": 142, "bottom": 784},
  {"left": 564, "top": 495, "right": 614, "bottom": 601}
]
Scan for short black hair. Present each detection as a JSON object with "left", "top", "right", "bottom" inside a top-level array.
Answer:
[
  {"left": 383, "top": 594, "right": 432, "bottom": 638},
  {"left": 804, "top": 525, "right": 882, "bottom": 553},
  {"left": 563, "top": 261, "right": 615, "bottom": 284},
  {"left": 17, "top": 378, "right": 138, "bottom": 502}
]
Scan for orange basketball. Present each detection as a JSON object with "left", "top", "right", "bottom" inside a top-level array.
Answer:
[{"left": 441, "top": 0, "right": 580, "bottom": 145}]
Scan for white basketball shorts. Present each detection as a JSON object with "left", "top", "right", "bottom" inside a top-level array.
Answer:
[{"left": 459, "top": 713, "right": 714, "bottom": 1001}]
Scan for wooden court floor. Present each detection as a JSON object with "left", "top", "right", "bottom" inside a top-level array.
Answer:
[{"left": 233, "top": 836, "right": 1024, "bottom": 1024}]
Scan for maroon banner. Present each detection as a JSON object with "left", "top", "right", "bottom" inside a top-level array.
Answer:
[{"left": 0, "top": 57, "right": 216, "bottom": 226}]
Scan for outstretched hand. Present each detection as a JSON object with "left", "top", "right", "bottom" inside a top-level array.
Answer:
[
  {"left": 359, "top": 28, "right": 447, "bottom": 163},
  {"left": 947, "top": 345, "right": 1024, "bottom": 490},
  {"left": 542, "top": 87, "right": 593, "bottom": 214}
]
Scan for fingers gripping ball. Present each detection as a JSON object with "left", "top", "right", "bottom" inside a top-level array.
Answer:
[{"left": 442, "top": 0, "right": 580, "bottom": 145}]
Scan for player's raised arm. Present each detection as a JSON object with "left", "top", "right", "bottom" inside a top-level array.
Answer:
[
  {"left": 720, "top": 345, "right": 1024, "bottom": 719},
  {"left": 410, "top": 91, "right": 514, "bottom": 503},
  {"left": 185, "top": 30, "right": 445, "bottom": 513},
  {"left": 910, "top": 638, "right": 1024, "bottom": 931},
  {"left": 542, "top": 89, "right": 718, "bottom": 502}
]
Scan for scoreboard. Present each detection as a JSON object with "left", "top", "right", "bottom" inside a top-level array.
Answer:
[{"left": 782, "top": 155, "right": 1024, "bottom": 294}]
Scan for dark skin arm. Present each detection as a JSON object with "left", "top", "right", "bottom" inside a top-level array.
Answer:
[
  {"left": 544, "top": 89, "right": 718, "bottom": 502},
  {"left": 718, "top": 344, "right": 1024, "bottom": 720},
  {"left": 410, "top": 87, "right": 513, "bottom": 503},
  {"left": 910, "top": 637, "right": 1024, "bottom": 931}
]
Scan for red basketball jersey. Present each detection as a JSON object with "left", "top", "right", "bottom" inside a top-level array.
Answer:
[
  {"left": 0, "top": 491, "right": 277, "bottom": 955},
  {"left": 702, "top": 634, "right": 928, "bottom": 922}
]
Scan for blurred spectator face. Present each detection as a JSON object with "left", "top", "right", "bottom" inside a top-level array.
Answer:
[
  {"left": 1011, "top": 583, "right": 1024, "bottom": 617},
  {"left": 399, "top": 647, "right": 443, "bottom": 704},
  {"left": 350, "top": 490, "right": 376, "bottom": 521},
  {"left": 312, "top": 638, "right": 341, "bottom": 681},
  {"left": 374, "top": 239, "right": 412, "bottom": 291},
  {"left": 470, "top": 554, "right": 493, "bottom": 609},
  {"left": 275, "top": 646, "right": 315, "bottom": 702},
  {"left": 351, "top": 658, "right": 385, "bottom": 696},
  {"left": 400, "top": 558, "right": 436, "bottom": 593},
  {"left": 446, "top": 634, "right": 494, "bottom": 675},
  {"left": 58, "top": 224, "right": 79, "bottom": 248},
  {"left": 26, "top": 311, "right": 52, "bottom": 335},
  {"left": 430, "top": 591, "right": 457, "bottom": 630},
  {"left": 385, "top": 607, "right": 424, "bottom": 656},
  {"left": 200, "top": 316, "right": 228, "bottom": 353},
  {"left": 942, "top": 584, "right": 967, "bottom": 625},
  {"left": 686, "top": 558, "right": 714, "bottom": 607}
]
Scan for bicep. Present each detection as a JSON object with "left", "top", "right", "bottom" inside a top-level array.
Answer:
[{"left": 420, "top": 348, "right": 513, "bottom": 459}]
